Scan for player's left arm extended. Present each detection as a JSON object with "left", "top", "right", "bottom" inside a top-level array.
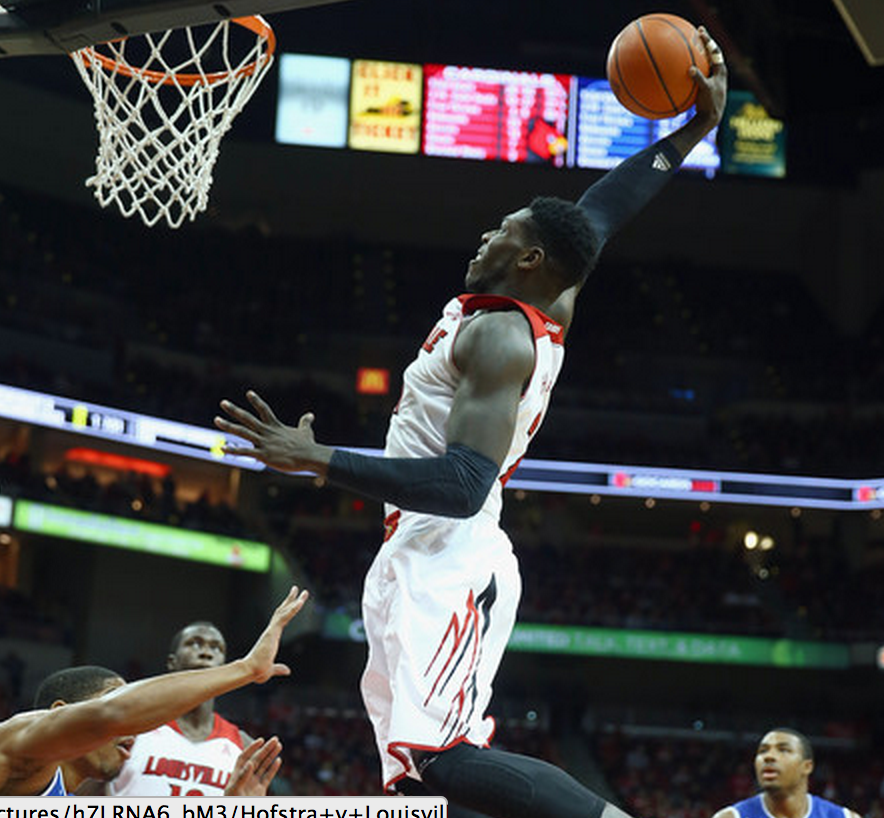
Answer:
[
  {"left": 1, "top": 586, "right": 307, "bottom": 767},
  {"left": 216, "top": 313, "right": 534, "bottom": 518}
]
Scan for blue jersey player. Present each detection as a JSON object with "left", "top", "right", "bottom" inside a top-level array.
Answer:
[{"left": 713, "top": 728, "right": 862, "bottom": 818}]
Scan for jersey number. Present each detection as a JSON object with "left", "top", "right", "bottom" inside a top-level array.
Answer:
[{"left": 170, "top": 784, "right": 205, "bottom": 796}]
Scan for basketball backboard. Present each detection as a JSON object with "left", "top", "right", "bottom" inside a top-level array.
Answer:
[{"left": 0, "top": 0, "right": 350, "bottom": 57}]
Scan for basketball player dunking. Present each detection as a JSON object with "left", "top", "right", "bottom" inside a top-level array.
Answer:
[{"left": 215, "top": 29, "right": 727, "bottom": 818}]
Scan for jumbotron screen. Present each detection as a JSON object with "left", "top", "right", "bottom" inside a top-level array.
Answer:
[
  {"left": 422, "top": 64, "right": 571, "bottom": 165},
  {"left": 567, "top": 77, "right": 719, "bottom": 174},
  {"left": 273, "top": 54, "right": 722, "bottom": 174}
]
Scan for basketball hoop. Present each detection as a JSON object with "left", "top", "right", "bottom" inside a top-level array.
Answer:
[{"left": 71, "top": 16, "right": 276, "bottom": 229}]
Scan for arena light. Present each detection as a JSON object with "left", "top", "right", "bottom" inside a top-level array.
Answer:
[
  {"left": 744, "top": 531, "right": 759, "bottom": 550},
  {"left": 356, "top": 367, "right": 390, "bottom": 395}
]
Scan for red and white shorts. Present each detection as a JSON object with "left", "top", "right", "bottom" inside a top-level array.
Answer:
[{"left": 360, "top": 508, "right": 521, "bottom": 792}]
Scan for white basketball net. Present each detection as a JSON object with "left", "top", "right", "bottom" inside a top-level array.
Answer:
[{"left": 71, "top": 17, "right": 275, "bottom": 229}]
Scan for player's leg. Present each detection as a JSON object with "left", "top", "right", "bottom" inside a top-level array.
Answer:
[
  {"left": 419, "top": 742, "right": 626, "bottom": 818},
  {"left": 365, "top": 518, "right": 523, "bottom": 790},
  {"left": 397, "top": 776, "right": 492, "bottom": 818},
  {"left": 360, "top": 549, "right": 397, "bottom": 779}
]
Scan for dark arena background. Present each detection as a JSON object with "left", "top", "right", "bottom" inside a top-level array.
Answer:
[{"left": 2, "top": 0, "right": 884, "bottom": 809}]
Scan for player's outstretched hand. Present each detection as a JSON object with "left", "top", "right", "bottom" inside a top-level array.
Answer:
[
  {"left": 215, "top": 390, "right": 330, "bottom": 474},
  {"left": 691, "top": 26, "right": 728, "bottom": 128},
  {"left": 242, "top": 585, "right": 310, "bottom": 683},
  {"left": 225, "top": 737, "right": 283, "bottom": 796}
]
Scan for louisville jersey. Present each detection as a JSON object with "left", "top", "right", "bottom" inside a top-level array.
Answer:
[
  {"left": 731, "top": 794, "right": 854, "bottom": 818},
  {"left": 362, "top": 293, "right": 565, "bottom": 790},
  {"left": 107, "top": 714, "right": 243, "bottom": 796},
  {"left": 384, "top": 293, "right": 565, "bottom": 521}
]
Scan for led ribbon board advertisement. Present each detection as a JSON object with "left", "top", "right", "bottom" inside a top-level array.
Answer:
[
  {"left": 12, "top": 500, "right": 271, "bottom": 572},
  {"left": 0, "top": 383, "right": 262, "bottom": 471},
  {"left": 505, "top": 624, "right": 849, "bottom": 668},
  {"left": 321, "top": 613, "right": 850, "bottom": 669},
  {"left": 2, "top": 383, "right": 882, "bottom": 510}
]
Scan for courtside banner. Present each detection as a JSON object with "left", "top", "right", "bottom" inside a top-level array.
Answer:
[
  {"left": 0, "top": 798, "right": 447, "bottom": 818},
  {"left": 506, "top": 624, "right": 850, "bottom": 668},
  {"left": 321, "top": 612, "right": 850, "bottom": 669},
  {"left": 13, "top": 500, "right": 272, "bottom": 572}
]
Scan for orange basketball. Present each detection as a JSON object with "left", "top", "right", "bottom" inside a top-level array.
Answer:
[{"left": 606, "top": 13, "right": 710, "bottom": 119}]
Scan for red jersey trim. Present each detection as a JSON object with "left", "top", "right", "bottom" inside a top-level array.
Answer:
[
  {"left": 457, "top": 294, "right": 564, "bottom": 345},
  {"left": 384, "top": 719, "right": 498, "bottom": 794},
  {"left": 383, "top": 509, "right": 401, "bottom": 542}
]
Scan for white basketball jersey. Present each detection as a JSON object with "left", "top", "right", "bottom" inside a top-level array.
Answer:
[
  {"left": 385, "top": 293, "right": 565, "bottom": 519},
  {"left": 107, "top": 715, "right": 243, "bottom": 796},
  {"left": 363, "top": 294, "right": 565, "bottom": 790}
]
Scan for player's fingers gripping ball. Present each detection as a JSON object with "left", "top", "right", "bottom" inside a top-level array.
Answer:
[{"left": 606, "top": 13, "right": 711, "bottom": 119}]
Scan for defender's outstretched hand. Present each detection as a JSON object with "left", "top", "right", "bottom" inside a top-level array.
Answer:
[
  {"left": 225, "top": 737, "right": 283, "bottom": 796},
  {"left": 242, "top": 585, "right": 310, "bottom": 683},
  {"left": 215, "top": 391, "right": 332, "bottom": 475}
]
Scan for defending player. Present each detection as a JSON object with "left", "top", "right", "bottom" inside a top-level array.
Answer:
[
  {"left": 712, "top": 728, "right": 863, "bottom": 818},
  {"left": 0, "top": 586, "right": 308, "bottom": 796},
  {"left": 215, "top": 29, "right": 727, "bottom": 818}
]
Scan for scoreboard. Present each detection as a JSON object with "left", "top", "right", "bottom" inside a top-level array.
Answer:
[
  {"left": 276, "top": 54, "right": 723, "bottom": 175},
  {"left": 568, "top": 77, "right": 652, "bottom": 169},
  {"left": 423, "top": 65, "right": 570, "bottom": 165}
]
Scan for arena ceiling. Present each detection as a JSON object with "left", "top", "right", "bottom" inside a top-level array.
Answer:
[{"left": 0, "top": 0, "right": 882, "bottom": 180}]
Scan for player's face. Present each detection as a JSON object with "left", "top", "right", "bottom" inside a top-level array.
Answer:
[
  {"left": 78, "top": 678, "right": 136, "bottom": 781},
  {"left": 169, "top": 624, "right": 227, "bottom": 671},
  {"left": 754, "top": 731, "right": 812, "bottom": 794},
  {"left": 465, "top": 208, "right": 537, "bottom": 293}
]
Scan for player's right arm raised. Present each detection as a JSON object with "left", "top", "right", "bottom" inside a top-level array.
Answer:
[{"left": 547, "top": 27, "right": 728, "bottom": 335}]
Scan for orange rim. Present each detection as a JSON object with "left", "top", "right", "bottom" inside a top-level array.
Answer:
[{"left": 74, "top": 15, "right": 276, "bottom": 86}]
